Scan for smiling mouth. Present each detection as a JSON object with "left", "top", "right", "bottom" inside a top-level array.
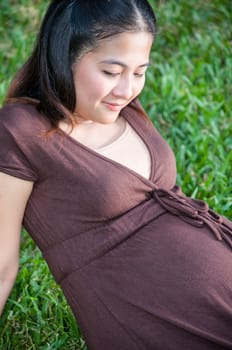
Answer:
[{"left": 103, "top": 102, "right": 126, "bottom": 111}]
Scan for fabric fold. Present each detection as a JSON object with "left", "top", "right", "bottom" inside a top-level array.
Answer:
[{"left": 151, "top": 186, "right": 232, "bottom": 249}]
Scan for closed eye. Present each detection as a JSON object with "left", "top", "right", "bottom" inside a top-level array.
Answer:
[
  {"left": 134, "top": 73, "right": 145, "bottom": 77},
  {"left": 103, "top": 71, "right": 120, "bottom": 77},
  {"left": 103, "top": 71, "right": 146, "bottom": 78}
]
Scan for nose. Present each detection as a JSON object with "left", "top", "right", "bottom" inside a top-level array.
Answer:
[{"left": 112, "top": 76, "right": 134, "bottom": 100}]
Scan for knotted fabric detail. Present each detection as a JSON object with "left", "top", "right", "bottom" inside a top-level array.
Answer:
[{"left": 150, "top": 186, "right": 232, "bottom": 250}]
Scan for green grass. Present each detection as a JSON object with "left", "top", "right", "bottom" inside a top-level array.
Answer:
[
  {"left": 143, "top": 0, "right": 232, "bottom": 214},
  {"left": 0, "top": 0, "right": 231, "bottom": 349}
]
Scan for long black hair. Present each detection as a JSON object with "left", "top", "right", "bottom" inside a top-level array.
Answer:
[{"left": 6, "top": 0, "right": 156, "bottom": 127}]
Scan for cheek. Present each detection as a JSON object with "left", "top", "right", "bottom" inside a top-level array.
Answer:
[
  {"left": 74, "top": 65, "right": 99, "bottom": 99},
  {"left": 93, "top": 75, "right": 115, "bottom": 98},
  {"left": 78, "top": 73, "right": 112, "bottom": 100},
  {"left": 134, "top": 78, "right": 146, "bottom": 96}
]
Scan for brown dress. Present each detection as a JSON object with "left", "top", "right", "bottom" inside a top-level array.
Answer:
[{"left": 0, "top": 99, "right": 231, "bottom": 350}]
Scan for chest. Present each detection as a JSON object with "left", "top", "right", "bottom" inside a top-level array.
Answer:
[
  {"left": 96, "top": 121, "right": 151, "bottom": 180},
  {"left": 29, "top": 114, "right": 176, "bottom": 221}
]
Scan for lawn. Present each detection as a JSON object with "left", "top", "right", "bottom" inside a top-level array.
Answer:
[{"left": 0, "top": 0, "right": 231, "bottom": 349}]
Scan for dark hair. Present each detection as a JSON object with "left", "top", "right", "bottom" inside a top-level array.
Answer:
[{"left": 6, "top": 0, "right": 156, "bottom": 127}]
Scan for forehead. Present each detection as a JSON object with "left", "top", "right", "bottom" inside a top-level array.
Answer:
[{"left": 83, "top": 32, "right": 153, "bottom": 65}]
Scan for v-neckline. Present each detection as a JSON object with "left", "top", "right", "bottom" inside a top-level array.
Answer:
[{"left": 57, "top": 106, "right": 155, "bottom": 187}]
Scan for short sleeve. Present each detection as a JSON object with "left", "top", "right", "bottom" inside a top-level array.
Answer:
[{"left": 0, "top": 103, "right": 39, "bottom": 181}]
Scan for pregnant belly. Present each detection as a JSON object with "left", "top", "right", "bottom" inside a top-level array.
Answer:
[{"left": 62, "top": 213, "right": 232, "bottom": 350}]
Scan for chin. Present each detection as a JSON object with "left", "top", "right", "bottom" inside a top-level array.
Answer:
[{"left": 98, "top": 113, "right": 120, "bottom": 124}]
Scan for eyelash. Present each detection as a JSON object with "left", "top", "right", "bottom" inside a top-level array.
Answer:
[
  {"left": 103, "top": 71, "right": 119, "bottom": 77},
  {"left": 103, "top": 71, "right": 145, "bottom": 78}
]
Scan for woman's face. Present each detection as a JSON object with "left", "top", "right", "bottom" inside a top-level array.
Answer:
[{"left": 72, "top": 31, "right": 153, "bottom": 124}]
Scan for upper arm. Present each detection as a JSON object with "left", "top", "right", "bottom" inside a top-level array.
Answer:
[{"left": 0, "top": 172, "right": 33, "bottom": 278}]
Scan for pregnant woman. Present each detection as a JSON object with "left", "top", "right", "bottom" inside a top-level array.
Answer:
[{"left": 0, "top": 1, "right": 231, "bottom": 349}]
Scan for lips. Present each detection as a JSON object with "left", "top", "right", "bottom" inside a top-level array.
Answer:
[{"left": 103, "top": 101, "right": 126, "bottom": 111}]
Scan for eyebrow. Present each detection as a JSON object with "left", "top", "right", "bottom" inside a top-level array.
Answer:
[{"left": 100, "top": 59, "right": 150, "bottom": 68}]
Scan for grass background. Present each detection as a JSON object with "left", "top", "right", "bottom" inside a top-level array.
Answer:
[{"left": 0, "top": 0, "right": 231, "bottom": 349}]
